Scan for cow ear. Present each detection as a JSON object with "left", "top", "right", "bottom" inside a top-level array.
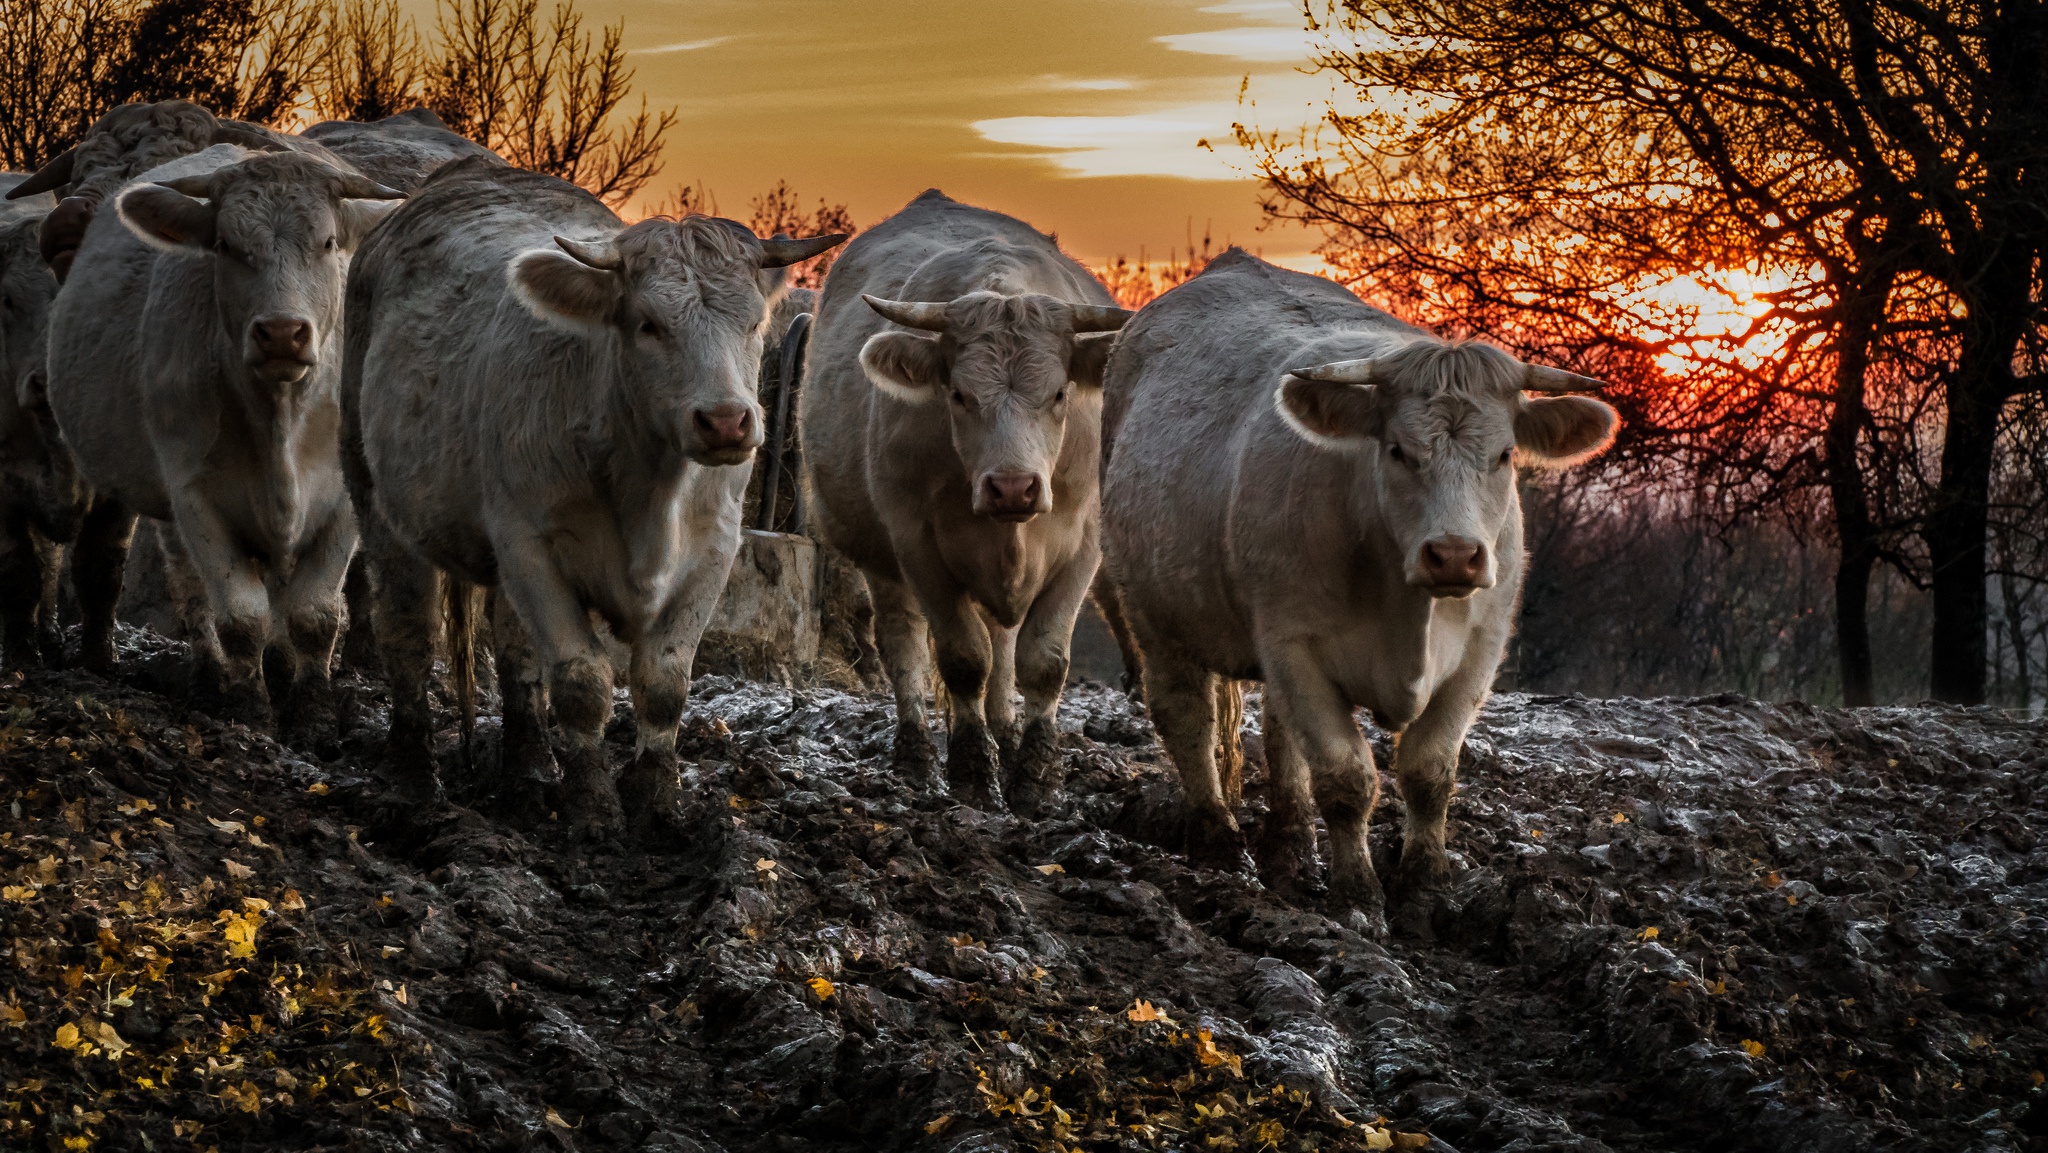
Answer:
[
  {"left": 1275, "top": 374, "right": 1381, "bottom": 447},
  {"left": 115, "top": 184, "right": 217, "bottom": 253},
  {"left": 338, "top": 198, "right": 404, "bottom": 248},
  {"left": 1068, "top": 331, "right": 1117, "bottom": 388},
  {"left": 509, "top": 248, "right": 620, "bottom": 331},
  {"left": 1514, "top": 395, "right": 1617, "bottom": 466},
  {"left": 860, "top": 331, "right": 946, "bottom": 402}
]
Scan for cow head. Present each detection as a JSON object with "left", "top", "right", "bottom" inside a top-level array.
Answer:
[
  {"left": 1276, "top": 342, "right": 1617, "bottom": 597},
  {"left": 509, "top": 218, "right": 844, "bottom": 467},
  {"left": 114, "top": 152, "right": 404, "bottom": 387},
  {"left": 859, "top": 292, "right": 1131, "bottom": 521},
  {"left": 0, "top": 215, "right": 83, "bottom": 541}
]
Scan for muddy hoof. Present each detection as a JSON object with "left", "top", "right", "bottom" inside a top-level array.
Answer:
[
  {"left": 891, "top": 720, "right": 942, "bottom": 789},
  {"left": 214, "top": 679, "right": 274, "bottom": 731},
  {"left": 1326, "top": 872, "right": 1389, "bottom": 939},
  {"left": 557, "top": 750, "right": 625, "bottom": 841},
  {"left": 277, "top": 678, "right": 340, "bottom": 751},
  {"left": 618, "top": 748, "right": 686, "bottom": 840},
  {"left": 1001, "top": 718, "right": 1061, "bottom": 818},
  {"left": 945, "top": 727, "right": 1004, "bottom": 811},
  {"left": 79, "top": 633, "right": 118, "bottom": 677},
  {"left": 1255, "top": 819, "right": 1321, "bottom": 903},
  {"left": 1184, "top": 806, "right": 1250, "bottom": 872}
]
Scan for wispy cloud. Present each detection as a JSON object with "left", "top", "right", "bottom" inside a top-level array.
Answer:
[
  {"left": 634, "top": 35, "right": 732, "bottom": 56},
  {"left": 1155, "top": 26, "right": 1318, "bottom": 63},
  {"left": 972, "top": 105, "right": 1248, "bottom": 181},
  {"left": 1198, "top": 0, "right": 1300, "bottom": 16},
  {"left": 1038, "top": 75, "right": 1140, "bottom": 92}
]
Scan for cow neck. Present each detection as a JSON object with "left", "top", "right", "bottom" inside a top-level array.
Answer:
[
  {"left": 583, "top": 348, "right": 690, "bottom": 525},
  {"left": 220, "top": 355, "right": 322, "bottom": 549}
]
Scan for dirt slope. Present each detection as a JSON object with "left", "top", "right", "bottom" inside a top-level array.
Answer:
[{"left": 1, "top": 630, "right": 2044, "bottom": 1152}]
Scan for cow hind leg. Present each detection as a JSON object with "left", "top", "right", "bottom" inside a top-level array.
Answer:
[
  {"left": 366, "top": 541, "right": 444, "bottom": 802},
  {"left": 1090, "top": 573, "right": 1145, "bottom": 705},
  {"left": 869, "top": 574, "right": 939, "bottom": 784},
  {"left": 488, "top": 590, "right": 556, "bottom": 821},
  {"left": 73, "top": 496, "right": 136, "bottom": 675},
  {"left": 1145, "top": 655, "right": 1244, "bottom": 868},
  {"left": 34, "top": 535, "right": 62, "bottom": 664}
]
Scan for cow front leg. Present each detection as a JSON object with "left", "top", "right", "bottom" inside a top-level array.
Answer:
[
  {"left": 274, "top": 510, "right": 356, "bottom": 749},
  {"left": 868, "top": 573, "right": 938, "bottom": 785},
  {"left": 487, "top": 590, "right": 555, "bottom": 819},
  {"left": 168, "top": 501, "right": 277, "bottom": 729},
  {"left": 1256, "top": 693, "right": 1320, "bottom": 902},
  {"left": 986, "top": 617, "right": 1019, "bottom": 756},
  {"left": 919, "top": 587, "right": 1003, "bottom": 811},
  {"left": 619, "top": 550, "right": 730, "bottom": 838},
  {"left": 73, "top": 495, "right": 136, "bottom": 674},
  {"left": 1262, "top": 641, "right": 1384, "bottom": 930},
  {"left": 1389, "top": 659, "right": 1491, "bottom": 912},
  {"left": 494, "top": 531, "right": 621, "bottom": 840},
  {"left": 156, "top": 526, "right": 224, "bottom": 702},
  {"left": 1004, "top": 545, "right": 1097, "bottom": 817}
]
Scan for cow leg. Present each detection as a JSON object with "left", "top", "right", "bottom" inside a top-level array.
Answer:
[
  {"left": 34, "top": 536, "right": 62, "bottom": 664},
  {"left": 985, "top": 618, "right": 1019, "bottom": 755},
  {"left": 869, "top": 574, "right": 938, "bottom": 784},
  {"left": 274, "top": 512, "right": 355, "bottom": 749},
  {"left": 1255, "top": 691, "right": 1321, "bottom": 902},
  {"left": 918, "top": 585, "right": 1005, "bottom": 811},
  {"left": 493, "top": 534, "right": 622, "bottom": 841},
  {"left": 1263, "top": 642, "right": 1384, "bottom": 928},
  {"left": 488, "top": 590, "right": 556, "bottom": 819},
  {"left": 156, "top": 526, "right": 224, "bottom": 703},
  {"left": 1004, "top": 546, "right": 1096, "bottom": 817},
  {"left": 1145, "top": 655, "right": 1244, "bottom": 866},
  {"left": 619, "top": 554, "right": 728, "bottom": 839},
  {"left": 363, "top": 523, "right": 443, "bottom": 798},
  {"left": 168, "top": 502, "right": 275, "bottom": 729},
  {"left": 1389, "top": 664, "right": 1489, "bottom": 907},
  {"left": 0, "top": 513, "right": 43, "bottom": 668},
  {"left": 73, "top": 495, "right": 136, "bottom": 675},
  {"left": 339, "top": 553, "right": 381, "bottom": 675},
  {"left": 1090, "top": 573, "right": 1145, "bottom": 705}
]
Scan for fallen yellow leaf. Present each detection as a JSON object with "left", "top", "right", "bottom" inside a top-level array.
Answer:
[
  {"left": 807, "top": 977, "right": 835, "bottom": 1000},
  {"left": 1740, "top": 1039, "right": 1766, "bottom": 1058},
  {"left": 306, "top": 782, "right": 330, "bottom": 795},
  {"left": 208, "top": 817, "right": 246, "bottom": 835},
  {"left": 1637, "top": 926, "right": 1659, "bottom": 941},
  {"left": 1393, "top": 1134, "right": 1431, "bottom": 1150},
  {"left": 1194, "top": 1028, "right": 1242, "bottom": 1076},
  {"left": 1363, "top": 1127, "right": 1394, "bottom": 1150},
  {"left": 280, "top": 890, "right": 306, "bottom": 911},
  {"left": 53, "top": 1022, "right": 83, "bottom": 1052},
  {"left": 1611, "top": 812, "right": 1629, "bottom": 823},
  {"left": 544, "top": 1107, "right": 573, "bottom": 1129},
  {"left": 0, "top": 885, "right": 33, "bottom": 901},
  {"left": 222, "top": 859, "right": 255, "bottom": 880},
  {"left": 924, "top": 1114, "right": 955, "bottom": 1136},
  {"left": 1034, "top": 863, "right": 1065, "bottom": 874},
  {"left": 1127, "top": 999, "right": 1171, "bottom": 1024}
]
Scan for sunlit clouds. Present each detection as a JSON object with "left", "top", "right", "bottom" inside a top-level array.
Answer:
[{"left": 972, "top": 105, "right": 1246, "bottom": 180}]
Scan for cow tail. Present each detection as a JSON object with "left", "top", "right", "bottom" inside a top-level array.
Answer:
[{"left": 442, "top": 576, "right": 482, "bottom": 768}]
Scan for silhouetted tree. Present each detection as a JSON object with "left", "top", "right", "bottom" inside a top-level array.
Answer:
[{"left": 747, "top": 181, "right": 856, "bottom": 289}]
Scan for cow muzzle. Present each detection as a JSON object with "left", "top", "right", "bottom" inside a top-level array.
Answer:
[
  {"left": 690, "top": 402, "right": 759, "bottom": 465},
  {"left": 246, "top": 315, "right": 317, "bottom": 382},
  {"left": 1413, "top": 535, "right": 1492, "bottom": 597},
  {"left": 976, "top": 471, "right": 1048, "bottom": 522}
]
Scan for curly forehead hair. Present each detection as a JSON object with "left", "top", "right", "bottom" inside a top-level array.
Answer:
[
  {"left": 616, "top": 215, "right": 758, "bottom": 275},
  {"left": 1377, "top": 339, "right": 1526, "bottom": 400},
  {"left": 943, "top": 291, "right": 1071, "bottom": 337}
]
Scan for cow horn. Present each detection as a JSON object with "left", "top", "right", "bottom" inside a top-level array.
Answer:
[
  {"left": 1291, "top": 358, "right": 1387, "bottom": 384},
  {"left": 157, "top": 174, "right": 217, "bottom": 198},
  {"left": 554, "top": 234, "right": 622, "bottom": 270},
  {"left": 1521, "top": 364, "right": 1609, "bottom": 393},
  {"left": 336, "top": 173, "right": 406, "bottom": 200},
  {"left": 1069, "top": 303, "right": 1134, "bottom": 332},
  {"left": 758, "top": 233, "right": 848, "bottom": 269},
  {"left": 211, "top": 122, "right": 290, "bottom": 152},
  {"left": 862, "top": 295, "right": 949, "bottom": 331},
  {"left": 7, "top": 147, "right": 77, "bottom": 199}
]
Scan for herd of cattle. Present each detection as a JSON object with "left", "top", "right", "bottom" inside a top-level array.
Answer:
[{"left": 0, "top": 99, "right": 1617, "bottom": 924}]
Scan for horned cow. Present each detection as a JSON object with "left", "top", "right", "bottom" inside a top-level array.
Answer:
[
  {"left": 1099, "top": 250, "right": 1617, "bottom": 931},
  {"left": 342, "top": 158, "right": 841, "bottom": 837},
  {"left": 799, "top": 189, "right": 1130, "bottom": 815}
]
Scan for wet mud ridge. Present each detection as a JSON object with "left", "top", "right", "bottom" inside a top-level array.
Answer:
[{"left": 2, "top": 632, "right": 2046, "bottom": 1153}]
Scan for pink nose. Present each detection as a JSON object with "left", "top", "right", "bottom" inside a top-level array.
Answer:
[
  {"left": 980, "top": 472, "right": 1043, "bottom": 520},
  {"left": 693, "top": 404, "right": 754, "bottom": 451},
  {"left": 1420, "top": 536, "right": 1485, "bottom": 588},
  {"left": 249, "top": 316, "right": 313, "bottom": 363}
]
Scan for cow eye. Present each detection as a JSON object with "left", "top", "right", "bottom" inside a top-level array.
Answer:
[
  {"left": 639, "top": 320, "right": 661, "bottom": 337},
  {"left": 323, "top": 236, "right": 337, "bottom": 252},
  {"left": 950, "top": 389, "right": 967, "bottom": 407},
  {"left": 1054, "top": 387, "right": 1069, "bottom": 406},
  {"left": 1388, "top": 443, "right": 1406, "bottom": 463},
  {"left": 1498, "top": 448, "right": 1513, "bottom": 466}
]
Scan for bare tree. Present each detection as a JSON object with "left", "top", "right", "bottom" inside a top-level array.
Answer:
[
  {"left": 0, "top": 0, "right": 147, "bottom": 169},
  {"left": 99, "top": 0, "right": 327, "bottom": 123},
  {"left": 423, "top": 0, "right": 674, "bottom": 205},
  {"left": 312, "top": 0, "right": 422, "bottom": 123},
  {"left": 747, "top": 181, "right": 855, "bottom": 289}
]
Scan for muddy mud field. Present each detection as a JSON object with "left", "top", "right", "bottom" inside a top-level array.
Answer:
[{"left": 2, "top": 626, "right": 2045, "bottom": 1153}]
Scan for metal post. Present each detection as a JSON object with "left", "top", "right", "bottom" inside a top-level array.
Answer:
[{"left": 754, "top": 312, "right": 812, "bottom": 533}]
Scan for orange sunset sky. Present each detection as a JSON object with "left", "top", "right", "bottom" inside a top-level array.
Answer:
[{"left": 487, "top": 0, "right": 1338, "bottom": 266}]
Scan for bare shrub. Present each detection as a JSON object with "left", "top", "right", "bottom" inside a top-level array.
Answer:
[
  {"left": 746, "top": 181, "right": 855, "bottom": 290},
  {"left": 312, "top": 0, "right": 422, "bottom": 123}
]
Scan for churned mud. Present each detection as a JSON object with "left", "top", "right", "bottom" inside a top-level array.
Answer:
[{"left": 2, "top": 625, "right": 2045, "bottom": 1152}]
